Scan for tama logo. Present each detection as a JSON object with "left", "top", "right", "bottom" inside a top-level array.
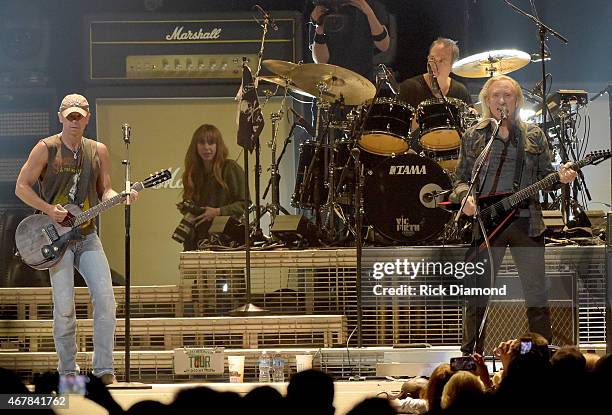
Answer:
[
  {"left": 396, "top": 217, "right": 420, "bottom": 233},
  {"left": 389, "top": 165, "right": 427, "bottom": 175},
  {"left": 165, "top": 26, "right": 222, "bottom": 41}
]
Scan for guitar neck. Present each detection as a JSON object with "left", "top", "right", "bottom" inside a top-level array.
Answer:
[
  {"left": 72, "top": 192, "right": 126, "bottom": 227},
  {"left": 482, "top": 157, "right": 594, "bottom": 216},
  {"left": 506, "top": 172, "right": 560, "bottom": 209}
]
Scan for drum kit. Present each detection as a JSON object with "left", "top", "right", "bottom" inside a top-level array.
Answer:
[{"left": 259, "top": 48, "right": 532, "bottom": 246}]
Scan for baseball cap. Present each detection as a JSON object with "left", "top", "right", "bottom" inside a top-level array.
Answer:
[{"left": 59, "top": 93, "right": 90, "bottom": 118}]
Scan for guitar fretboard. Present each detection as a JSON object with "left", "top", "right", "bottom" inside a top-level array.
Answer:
[
  {"left": 71, "top": 193, "right": 126, "bottom": 227},
  {"left": 481, "top": 157, "right": 594, "bottom": 217}
]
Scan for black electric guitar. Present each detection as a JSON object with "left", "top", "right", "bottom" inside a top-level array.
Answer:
[
  {"left": 15, "top": 169, "right": 171, "bottom": 270},
  {"left": 466, "top": 150, "right": 611, "bottom": 257}
]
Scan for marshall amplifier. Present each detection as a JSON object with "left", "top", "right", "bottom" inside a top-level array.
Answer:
[{"left": 84, "top": 11, "right": 303, "bottom": 83}]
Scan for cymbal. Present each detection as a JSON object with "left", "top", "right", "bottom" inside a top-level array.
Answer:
[
  {"left": 262, "top": 59, "right": 298, "bottom": 77},
  {"left": 258, "top": 75, "right": 316, "bottom": 99},
  {"left": 452, "top": 49, "right": 531, "bottom": 78},
  {"left": 289, "top": 63, "right": 376, "bottom": 105}
]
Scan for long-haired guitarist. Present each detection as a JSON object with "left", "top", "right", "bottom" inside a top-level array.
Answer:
[
  {"left": 450, "top": 76, "right": 577, "bottom": 355},
  {"left": 14, "top": 93, "right": 138, "bottom": 385},
  {"left": 176, "top": 124, "right": 247, "bottom": 250}
]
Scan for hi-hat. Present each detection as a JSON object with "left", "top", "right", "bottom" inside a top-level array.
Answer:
[
  {"left": 262, "top": 59, "right": 298, "bottom": 77},
  {"left": 452, "top": 49, "right": 531, "bottom": 78},
  {"left": 258, "top": 75, "right": 316, "bottom": 98},
  {"left": 289, "top": 63, "right": 376, "bottom": 105}
]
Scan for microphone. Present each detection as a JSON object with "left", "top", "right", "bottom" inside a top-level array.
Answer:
[
  {"left": 289, "top": 107, "right": 316, "bottom": 137},
  {"left": 379, "top": 64, "right": 400, "bottom": 95},
  {"left": 428, "top": 61, "right": 445, "bottom": 99},
  {"left": 253, "top": 4, "right": 278, "bottom": 31},
  {"left": 350, "top": 147, "right": 361, "bottom": 160},
  {"left": 122, "top": 123, "right": 131, "bottom": 143},
  {"left": 530, "top": 79, "right": 545, "bottom": 96},
  {"left": 498, "top": 106, "right": 509, "bottom": 120}
]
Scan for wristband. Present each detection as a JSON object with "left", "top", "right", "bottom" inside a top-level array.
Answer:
[{"left": 372, "top": 27, "right": 388, "bottom": 42}]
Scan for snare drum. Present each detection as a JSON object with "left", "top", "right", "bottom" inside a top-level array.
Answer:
[
  {"left": 417, "top": 97, "right": 467, "bottom": 151},
  {"left": 357, "top": 97, "right": 414, "bottom": 156}
]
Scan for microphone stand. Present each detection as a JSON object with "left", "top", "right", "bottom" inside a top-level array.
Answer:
[
  {"left": 454, "top": 117, "right": 501, "bottom": 354},
  {"left": 349, "top": 77, "right": 386, "bottom": 349},
  {"left": 118, "top": 124, "right": 150, "bottom": 389},
  {"left": 231, "top": 57, "right": 266, "bottom": 316},
  {"left": 503, "top": 0, "right": 568, "bottom": 136}
]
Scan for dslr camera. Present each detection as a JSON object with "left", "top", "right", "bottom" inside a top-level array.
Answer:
[
  {"left": 312, "top": 0, "right": 352, "bottom": 32},
  {"left": 312, "top": 0, "right": 352, "bottom": 12}
]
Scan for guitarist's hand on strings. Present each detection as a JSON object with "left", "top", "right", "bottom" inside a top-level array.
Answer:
[
  {"left": 47, "top": 204, "right": 68, "bottom": 223},
  {"left": 461, "top": 195, "right": 477, "bottom": 217},
  {"left": 195, "top": 207, "right": 221, "bottom": 226},
  {"left": 559, "top": 162, "right": 577, "bottom": 184}
]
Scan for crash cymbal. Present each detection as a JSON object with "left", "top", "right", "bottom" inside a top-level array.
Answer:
[
  {"left": 452, "top": 49, "right": 531, "bottom": 78},
  {"left": 290, "top": 63, "right": 376, "bottom": 105},
  {"left": 262, "top": 59, "right": 298, "bottom": 77},
  {"left": 258, "top": 75, "right": 316, "bottom": 99}
]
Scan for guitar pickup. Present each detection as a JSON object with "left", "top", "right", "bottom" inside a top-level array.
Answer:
[{"left": 42, "top": 224, "right": 60, "bottom": 242}]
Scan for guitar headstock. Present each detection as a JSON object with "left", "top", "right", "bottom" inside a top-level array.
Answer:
[
  {"left": 131, "top": 169, "right": 172, "bottom": 192},
  {"left": 584, "top": 149, "right": 612, "bottom": 166}
]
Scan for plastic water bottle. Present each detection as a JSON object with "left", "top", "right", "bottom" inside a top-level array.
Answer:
[
  {"left": 258, "top": 351, "right": 271, "bottom": 382},
  {"left": 272, "top": 354, "right": 285, "bottom": 382}
]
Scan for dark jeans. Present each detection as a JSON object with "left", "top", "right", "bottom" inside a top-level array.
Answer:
[{"left": 461, "top": 217, "right": 552, "bottom": 355}]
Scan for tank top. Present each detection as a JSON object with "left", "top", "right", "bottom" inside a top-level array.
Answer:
[{"left": 39, "top": 134, "right": 100, "bottom": 234}]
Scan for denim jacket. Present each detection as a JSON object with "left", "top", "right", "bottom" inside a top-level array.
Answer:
[{"left": 451, "top": 121, "right": 558, "bottom": 237}]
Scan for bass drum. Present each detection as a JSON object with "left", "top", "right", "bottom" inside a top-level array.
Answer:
[{"left": 364, "top": 153, "right": 452, "bottom": 243}]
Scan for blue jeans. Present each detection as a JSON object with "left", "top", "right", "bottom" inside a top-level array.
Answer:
[{"left": 49, "top": 233, "right": 116, "bottom": 376}]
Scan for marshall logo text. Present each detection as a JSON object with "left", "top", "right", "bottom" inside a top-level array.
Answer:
[{"left": 165, "top": 26, "right": 222, "bottom": 41}]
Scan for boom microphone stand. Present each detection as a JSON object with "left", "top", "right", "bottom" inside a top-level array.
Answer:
[{"left": 504, "top": 0, "right": 568, "bottom": 135}]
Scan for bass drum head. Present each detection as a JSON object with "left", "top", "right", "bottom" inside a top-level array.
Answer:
[{"left": 364, "top": 153, "right": 452, "bottom": 243}]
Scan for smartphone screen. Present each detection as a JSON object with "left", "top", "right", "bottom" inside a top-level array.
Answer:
[
  {"left": 59, "top": 375, "right": 88, "bottom": 395},
  {"left": 450, "top": 356, "right": 477, "bottom": 372},
  {"left": 520, "top": 340, "right": 533, "bottom": 355}
]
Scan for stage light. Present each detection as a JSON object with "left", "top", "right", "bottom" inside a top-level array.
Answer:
[{"left": 520, "top": 108, "right": 536, "bottom": 122}]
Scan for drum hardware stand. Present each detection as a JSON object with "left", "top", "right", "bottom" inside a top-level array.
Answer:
[
  {"left": 353, "top": 147, "right": 365, "bottom": 348},
  {"left": 300, "top": 84, "right": 332, "bottom": 226},
  {"left": 554, "top": 105, "right": 592, "bottom": 231},
  {"left": 262, "top": 107, "right": 291, "bottom": 230}
]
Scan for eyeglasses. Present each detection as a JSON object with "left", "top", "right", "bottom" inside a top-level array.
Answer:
[{"left": 428, "top": 56, "right": 449, "bottom": 65}]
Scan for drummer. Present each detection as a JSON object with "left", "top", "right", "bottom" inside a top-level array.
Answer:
[{"left": 398, "top": 37, "right": 473, "bottom": 114}]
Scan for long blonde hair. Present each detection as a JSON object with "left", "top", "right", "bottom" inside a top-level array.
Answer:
[
  {"left": 478, "top": 74, "right": 525, "bottom": 123},
  {"left": 182, "top": 124, "right": 229, "bottom": 202}
]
